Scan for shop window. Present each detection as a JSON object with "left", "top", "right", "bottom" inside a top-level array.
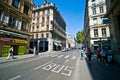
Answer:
[
  {"left": 12, "top": 0, "right": 20, "bottom": 8},
  {"left": 24, "top": 4, "right": 29, "bottom": 15}
]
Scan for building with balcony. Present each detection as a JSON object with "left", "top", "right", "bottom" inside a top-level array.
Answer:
[
  {"left": 84, "top": 0, "right": 111, "bottom": 52},
  {"left": 30, "top": 0, "right": 66, "bottom": 52},
  {"left": 67, "top": 35, "right": 76, "bottom": 49},
  {"left": 0, "top": 0, "right": 33, "bottom": 56},
  {"left": 105, "top": 0, "right": 120, "bottom": 63}
]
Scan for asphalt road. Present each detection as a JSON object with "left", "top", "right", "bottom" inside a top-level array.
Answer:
[{"left": 0, "top": 50, "right": 81, "bottom": 80}]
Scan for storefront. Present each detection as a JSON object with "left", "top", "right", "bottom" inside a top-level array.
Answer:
[{"left": 0, "top": 37, "right": 27, "bottom": 57}]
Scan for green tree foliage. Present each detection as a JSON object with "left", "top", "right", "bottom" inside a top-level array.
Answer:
[{"left": 76, "top": 30, "right": 84, "bottom": 43}]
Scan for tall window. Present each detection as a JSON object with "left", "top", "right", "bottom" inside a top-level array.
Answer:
[
  {"left": 8, "top": 14, "right": 16, "bottom": 28},
  {"left": 0, "top": 10, "right": 3, "bottom": 21},
  {"left": 12, "top": 0, "right": 20, "bottom": 8},
  {"left": 47, "top": 25, "right": 49, "bottom": 30},
  {"left": 41, "top": 34, "right": 44, "bottom": 38},
  {"left": 37, "top": 18, "right": 39, "bottom": 23},
  {"left": 92, "top": 0, "right": 95, "bottom": 5},
  {"left": 46, "top": 33, "right": 49, "bottom": 38},
  {"left": 47, "top": 16, "right": 49, "bottom": 21},
  {"left": 43, "top": 10, "right": 45, "bottom": 15},
  {"left": 93, "top": 18, "right": 97, "bottom": 25},
  {"left": 47, "top": 9, "right": 50, "bottom": 14},
  {"left": 21, "top": 21, "right": 27, "bottom": 31},
  {"left": 99, "top": 6, "right": 104, "bottom": 13},
  {"left": 42, "top": 17, "right": 44, "bottom": 22},
  {"left": 36, "top": 33, "right": 38, "bottom": 39},
  {"left": 92, "top": 8, "right": 96, "bottom": 15},
  {"left": 24, "top": 4, "right": 29, "bottom": 15},
  {"left": 94, "top": 29, "right": 98, "bottom": 37},
  {"left": 102, "top": 28, "right": 106, "bottom": 37}
]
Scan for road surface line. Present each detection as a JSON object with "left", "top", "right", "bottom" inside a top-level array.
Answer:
[
  {"left": 34, "top": 60, "right": 53, "bottom": 70},
  {"left": 71, "top": 56, "right": 76, "bottom": 60},
  {"left": 64, "top": 55, "right": 70, "bottom": 59},
  {"left": 9, "top": 75, "right": 21, "bottom": 80},
  {"left": 64, "top": 59, "right": 69, "bottom": 63},
  {"left": 57, "top": 55, "right": 64, "bottom": 59}
]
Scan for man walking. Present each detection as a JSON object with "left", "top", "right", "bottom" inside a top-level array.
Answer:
[{"left": 7, "top": 46, "right": 15, "bottom": 59}]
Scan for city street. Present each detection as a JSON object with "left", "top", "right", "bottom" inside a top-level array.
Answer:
[
  {"left": 0, "top": 50, "right": 120, "bottom": 80},
  {"left": 0, "top": 50, "right": 82, "bottom": 80}
]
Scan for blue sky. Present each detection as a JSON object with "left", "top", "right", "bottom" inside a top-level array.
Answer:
[{"left": 34, "top": 0, "right": 86, "bottom": 36}]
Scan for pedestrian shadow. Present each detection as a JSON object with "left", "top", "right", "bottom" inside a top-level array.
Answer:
[{"left": 85, "top": 57, "right": 120, "bottom": 80}]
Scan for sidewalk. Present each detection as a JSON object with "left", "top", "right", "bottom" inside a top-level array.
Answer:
[
  {"left": 0, "top": 51, "right": 60, "bottom": 64},
  {"left": 79, "top": 56, "right": 120, "bottom": 80}
]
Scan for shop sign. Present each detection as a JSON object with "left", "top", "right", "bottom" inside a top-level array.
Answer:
[
  {"left": 0, "top": 37, "right": 12, "bottom": 42},
  {"left": 13, "top": 39, "right": 27, "bottom": 44}
]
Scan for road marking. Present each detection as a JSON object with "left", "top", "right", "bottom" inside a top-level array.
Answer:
[
  {"left": 42, "top": 63, "right": 57, "bottom": 70},
  {"left": 61, "top": 66, "right": 73, "bottom": 77},
  {"left": 64, "top": 55, "right": 70, "bottom": 59},
  {"left": 71, "top": 56, "right": 76, "bottom": 60},
  {"left": 57, "top": 55, "right": 64, "bottom": 59},
  {"left": 9, "top": 75, "right": 21, "bottom": 80},
  {"left": 51, "top": 65, "right": 65, "bottom": 73},
  {"left": 34, "top": 60, "right": 53, "bottom": 70},
  {"left": 64, "top": 59, "right": 69, "bottom": 63},
  {"left": 50, "top": 54, "right": 58, "bottom": 57}
]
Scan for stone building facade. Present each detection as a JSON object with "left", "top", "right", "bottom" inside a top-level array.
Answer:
[
  {"left": 84, "top": 0, "right": 111, "bottom": 52},
  {"left": 0, "top": 0, "right": 33, "bottom": 56},
  {"left": 30, "top": 1, "right": 66, "bottom": 52}
]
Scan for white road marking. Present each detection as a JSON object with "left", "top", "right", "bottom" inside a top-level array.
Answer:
[
  {"left": 42, "top": 63, "right": 57, "bottom": 70},
  {"left": 34, "top": 60, "right": 53, "bottom": 70},
  {"left": 64, "top": 55, "right": 70, "bottom": 59},
  {"left": 51, "top": 65, "right": 65, "bottom": 73},
  {"left": 61, "top": 66, "right": 73, "bottom": 77},
  {"left": 9, "top": 75, "right": 21, "bottom": 80},
  {"left": 71, "top": 56, "right": 76, "bottom": 60},
  {"left": 50, "top": 54, "right": 58, "bottom": 57},
  {"left": 64, "top": 59, "right": 69, "bottom": 63},
  {"left": 57, "top": 55, "right": 64, "bottom": 59}
]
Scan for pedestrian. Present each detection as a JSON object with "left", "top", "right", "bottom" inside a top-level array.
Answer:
[
  {"left": 100, "top": 47, "right": 109, "bottom": 65},
  {"left": 80, "top": 49, "right": 84, "bottom": 60},
  {"left": 96, "top": 48, "right": 102, "bottom": 62},
  {"left": 87, "top": 48, "right": 93, "bottom": 61},
  {"left": 7, "top": 46, "right": 15, "bottom": 59}
]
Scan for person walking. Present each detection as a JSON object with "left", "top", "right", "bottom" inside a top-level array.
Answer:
[
  {"left": 80, "top": 49, "right": 84, "bottom": 60},
  {"left": 87, "top": 48, "right": 93, "bottom": 61},
  {"left": 100, "top": 47, "right": 109, "bottom": 65},
  {"left": 7, "top": 46, "right": 15, "bottom": 59},
  {"left": 96, "top": 48, "right": 102, "bottom": 62}
]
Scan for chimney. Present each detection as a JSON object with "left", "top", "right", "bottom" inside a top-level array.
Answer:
[{"left": 44, "top": 0, "right": 47, "bottom": 4}]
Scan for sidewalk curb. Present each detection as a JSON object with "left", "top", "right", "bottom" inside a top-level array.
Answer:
[{"left": 0, "top": 56, "right": 35, "bottom": 64}]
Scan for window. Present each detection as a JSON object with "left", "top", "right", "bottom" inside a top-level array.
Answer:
[
  {"left": 38, "top": 12, "right": 40, "bottom": 16},
  {"left": 8, "top": 14, "right": 16, "bottom": 28},
  {"left": 42, "top": 17, "right": 44, "bottom": 22},
  {"left": 0, "top": 10, "right": 3, "bottom": 21},
  {"left": 36, "top": 33, "right": 38, "bottom": 39},
  {"left": 47, "top": 25, "right": 49, "bottom": 30},
  {"left": 92, "top": 8, "right": 96, "bottom": 15},
  {"left": 94, "top": 29, "right": 98, "bottom": 37},
  {"left": 41, "top": 34, "right": 44, "bottom": 38},
  {"left": 37, "top": 18, "right": 39, "bottom": 23},
  {"left": 99, "top": 0, "right": 103, "bottom": 3},
  {"left": 21, "top": 21, "right": 27, "bottom": 31},
  {"left": 46, "top": 33, "right": 49, "bottom": 38},
  {"left": 93, "top": 18, "right": 97, "bottom": 25},
  {"left": 92, "top": 0, "right": 95, "bottom": 5},
  {"left": 24, "top": 4, "right": 29, "bottom": 15},
  {"left": 99, "top": 6, "right": 104, "bottom": 13},
  {"left": 12, "top": 0, "right": 20, "bottom": 8},
  {"left": 102, "top": 28, "right": 106, "bottom": 37},
  {"left": 43, "top": 10, "right": 45, "bottom": 15},
  {"left": 47, "top": 16, "right": 49, "bottom": 21},
  {"left": 47, "top": 9, "right": 50, "bottom": 14}
]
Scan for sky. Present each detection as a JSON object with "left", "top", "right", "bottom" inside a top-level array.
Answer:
[{"left": 34, "top": 0, "right": 86, "bottom": 36}]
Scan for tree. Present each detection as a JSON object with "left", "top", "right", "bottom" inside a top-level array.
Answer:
[{"left": 76, "top": 30, "right": 84, "bottom": 43}]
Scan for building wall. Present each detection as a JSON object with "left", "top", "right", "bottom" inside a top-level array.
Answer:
[
  {"left": 30, "top": 2, "right": 66, "bottom": 52},
  {"left": 0, "top": 0, "right": 33, "bottom": 56},
  {"left": 84, "top": 0, "right": 111, "bottom": 52}
]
